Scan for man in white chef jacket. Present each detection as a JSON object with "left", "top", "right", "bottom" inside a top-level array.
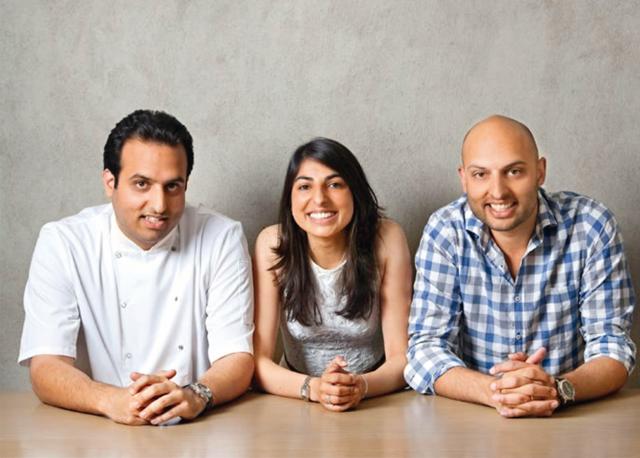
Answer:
[{"left": 18, "top": 109, "right": 254, "bottom": 425}]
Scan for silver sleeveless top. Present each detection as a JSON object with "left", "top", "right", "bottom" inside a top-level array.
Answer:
[{"left": 280, "top": 259, "right": 384, "bottom": 377}]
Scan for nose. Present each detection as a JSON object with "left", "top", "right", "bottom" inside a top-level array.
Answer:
[
  {"left": 312, "top": 186, "right": 327, "bottom": 205},
  {"left": 149, "top": 185, "right": 167, "bottom": 214},
  {"left": 488, "top": 175, "right": 508, "bottom": 199}
]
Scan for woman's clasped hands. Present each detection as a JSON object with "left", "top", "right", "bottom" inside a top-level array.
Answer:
[{"left": 316, "top": 356, "right": 368, "bottom": 412}]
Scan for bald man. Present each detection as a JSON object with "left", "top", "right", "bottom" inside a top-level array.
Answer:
[{"left": 405, "top": 115, "right": 636, "bottom": 417}]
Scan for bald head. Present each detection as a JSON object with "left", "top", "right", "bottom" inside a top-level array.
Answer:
[{"left": 461, "top": 115, "right": 538, "bottom": 165}]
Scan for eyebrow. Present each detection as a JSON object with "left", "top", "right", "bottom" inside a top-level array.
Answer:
[
  {"left": 466, "top": 160, "right": 528, "bottom": 170},
  {"left": 294, "top": 173, "right": 342, "bottom": 182},
  {"left": 129, "top": 174, "right": 186, "bottom": 184}
]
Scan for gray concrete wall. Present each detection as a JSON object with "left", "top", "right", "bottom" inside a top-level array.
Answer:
[{"left": 1, "top": 0, "right": 639, "bottom": 389}]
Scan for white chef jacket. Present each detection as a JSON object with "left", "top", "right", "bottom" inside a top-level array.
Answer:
[{"left": 18, "top": 204, "right": 254, "bottom": 388}]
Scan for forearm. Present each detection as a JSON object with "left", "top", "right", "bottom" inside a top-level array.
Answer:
[
  {"left": 30, "top": 355, "right": 117, "bottom": 416},
  {"left": 563, "top": 356, "right": 628, "bottom": 402},
  {"left": 433, "top": 366, "right": 496, "bottom": 407},
  {"left": 254, "top": 355, "right": 315, "bottom": 400},
  {"left": 200, "top": 352, "right": 254, "bottom": 406},
  {"left": 361, "top": 354, "right": 406, "bottom": 398}
]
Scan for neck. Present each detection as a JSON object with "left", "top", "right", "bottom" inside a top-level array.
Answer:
[
  {"left": 491, "top": 209, "right": 538, "bottom": 279},
  {"left": 307, "top": 233, "right": 348, "bottom": 269}
]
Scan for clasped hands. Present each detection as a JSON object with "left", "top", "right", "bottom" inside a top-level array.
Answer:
[
  {"left": 314, "top": 356, "right": 367, "bottom": 412},
  {"left": 489, "top": 347, "right": 559, "bottom": 418},
  {"left": 107, "top": 369, "right": 207, "bottom": 425}
]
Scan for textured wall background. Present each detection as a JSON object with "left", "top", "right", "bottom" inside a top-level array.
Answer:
[{"left": 1, "top": 1, "right": 639, "bottom": 390}]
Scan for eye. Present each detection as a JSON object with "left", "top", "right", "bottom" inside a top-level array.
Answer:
[
  {"left": 508, "top": 168, "right": 523, "bottom": 177},
  {"left": 328, "top": 181, "right": 344, "bottom": 189},
  {"left": 166, "top": 182, "right": 182, "bottom": 192},
  {"left": 296, "top": 183, "right": 310, "bottom": 191},
  {"left": 134, "top": 180, "right": 148, "bottom": 190},
  {"left": 471, "top": 171, "right": 486, "bottom": 179}
]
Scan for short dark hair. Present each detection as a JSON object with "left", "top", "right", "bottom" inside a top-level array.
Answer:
[
  {"left": 271, "top": 137, "right": 383, "bottom": 326},
  {"left": 103, "top": 110, "right": 194, "bottom": 186}
]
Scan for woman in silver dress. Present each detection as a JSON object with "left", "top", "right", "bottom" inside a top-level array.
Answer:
[{"left": 253, "top": 138, "right": 412, "bottom": 411}]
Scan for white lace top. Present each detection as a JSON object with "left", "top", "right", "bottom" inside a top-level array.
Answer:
[{"left": 280, "top": 259, "right": 384, "bottom": 376}]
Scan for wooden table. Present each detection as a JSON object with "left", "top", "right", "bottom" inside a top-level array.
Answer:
[{"left": 2, "top": 390, "right": 639, "bottom": 457}]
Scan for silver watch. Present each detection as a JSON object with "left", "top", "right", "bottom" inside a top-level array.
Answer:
[
  {"left": 300, "top": 376, "right": 312, "bottom": 402},
  {"left": 184, "top": 382, "right": 214, "bottom": 413},
  {"left": 555, "top": 377, "right": 575, "bottom": 406}
]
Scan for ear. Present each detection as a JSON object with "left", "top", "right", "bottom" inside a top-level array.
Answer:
[
  {"left": 457, "top": 165, "right": 467, "bottom": 193},
  {"left": 102, "top": 169, "right": 116, "bottom": 198},
  {"left": 536, "top": 157, "right": 547, "bottom": 186}
]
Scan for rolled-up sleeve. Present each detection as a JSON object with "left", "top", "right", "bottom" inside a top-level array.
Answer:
[
  {"left": 404, "top": 218, "right": 466, "bottom": 394},
  {"left": 19, "top": 225, "right": 80, "bottom": 365},
  {"left": 206, "top": 222, "right": 254, "bottom": 364},
  {"left": 579, "top": 214, "right": 636, "bottom": 373}
]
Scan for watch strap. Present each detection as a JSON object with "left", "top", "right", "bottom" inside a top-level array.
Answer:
[
  {"left": 300, "top": 376, "right": 312, "bottom": 402},
  {"left": 184, "top": 382, "right": 214, "bottom": 415}
]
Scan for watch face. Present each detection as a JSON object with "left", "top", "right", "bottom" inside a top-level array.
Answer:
[{"left": 558, "top": 379, "right": 575, "bottom": 402}]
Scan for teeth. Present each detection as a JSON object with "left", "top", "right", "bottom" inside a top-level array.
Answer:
[
  {"left": 309, "top": 212, "right": 335, "bottom": 220},
  {"left": 489, "top": 203, "right": 513, "bottom": 211},
  {"left": 144, "top": 216, "right": 164, "bottom": 222}
]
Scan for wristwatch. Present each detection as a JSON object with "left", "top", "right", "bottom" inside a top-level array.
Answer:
[
  {"left": 184, "top": 382, "right": 214, "bottom": 414},
  {"left": 555, "top": 377, "right": 575, "bottom": 406},
  {"left": 300, "top": 376, "right": 312, "bottom": 402}
]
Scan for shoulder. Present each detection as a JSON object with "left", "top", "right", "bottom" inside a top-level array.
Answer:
[
  {"left": 376, "top": 218, "right": 410, "bottom": 264},
  {"left": 545, "top": 190, "right": 618, "bottom": 240},
  {"left": 39, "top": 204, "right": 111, "bottom": 245},
  {"left": 426, "top": 196, "right": 467, "bottom": 231},
  {"left": 377, "top": 218, "right": 408, "bottom": 250},
  {"left": 419, "top": 196, "right": 467, "bottom": 249},
  {"left": 182, "top": 204, "right": 245, "bottom": 241},
  {"left": 254, "top": 224, "right": 280, "bottom": 262}
]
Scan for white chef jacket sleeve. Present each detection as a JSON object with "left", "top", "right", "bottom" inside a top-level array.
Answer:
[
  {"left": 18, "top": 224, "right": 81, "bottom": 365},
  {"left": 205, "top": 221, "right": 254, "bottom": 363}
]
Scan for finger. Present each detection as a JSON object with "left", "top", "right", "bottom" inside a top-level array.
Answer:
[
  {"left": 498, "top": 399, "right": 559, "bottom": 418},
  {"left": 505, "top": 383, "right": 557, "bottom": 400},
  {"left": 320, "top": 383, "right": 357, "bottom": 396},
  {"left": 491, "top": 374, "right": 537, "bottom": 391},
  {"left": 525, "top": 348, "right": 547, "bottom": 365},
  {"left": 128, "top": 370, "right": 175, "bottom": 395},
  {"left": 321, "top": 393, "right": 357, "bottom": 406},
  {"left": 507, "top": 352, "right": 527, "bottom": 362},
  {"left": 493, "top": 392, "right": 536, "bottom": 407},
  {"left": 150, "top": 402, "right": 185, "bottom": 426},
  {"left": 321, "top": 401, "right": 350, "bottom": 412},
  {"left": 516, "top": 367, "right": 554, "bottom": 386},
  {"left": 490, "top": 360, "right": 529, "bottom": 375},
  {"left": 134, "top": 381, "right": 176, "bottom": 408},
  {"left": 324, "top": 357, "right": 349, "bottom": 375},
  {"left": 140, "top": 390, "right": 181, "bottom": 420},
  {"left": 321, "top": 372, "right": 356, "bottom": 385}
]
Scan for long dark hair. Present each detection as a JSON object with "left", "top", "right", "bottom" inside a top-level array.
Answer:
[{"left": 271, "top": 138, "right": 383, "bottom": 326}]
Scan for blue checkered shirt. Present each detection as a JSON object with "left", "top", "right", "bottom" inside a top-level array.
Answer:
[{"left": 405, "top": 189, "right": 636, "bottom": 394}]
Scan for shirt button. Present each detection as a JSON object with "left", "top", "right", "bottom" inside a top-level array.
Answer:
[
  {"left": 515, "top": 333, "right": 522, "bottom": 341},
  {"left": 125, "top": 353, "right": 132, "bottom": 359},
  {"left": 121, "top": 302, "right": 127, "bottom": 309},
  {"left": 174, "top": 296, "right": 179, "bottom": 302},
  {"left": 171, "top": 246, "right": 177, "bottom": 252},
  {"left": 178, "top": 345, "right": 184, "bottom": 351},
  {"left": 115, "top": 251, "right": 122, "bottom": 259},
  {"left": 514, "top": 296, "right": 520, "bottom": 302}
]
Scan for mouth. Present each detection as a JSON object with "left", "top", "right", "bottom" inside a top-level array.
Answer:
[
  {"left": 141, "top": 214, "right": 169, "bottom": 229},
  {"left": 307, "top": 211, "right": 337, "bottom": 221},
  {"left": 485, "top": 202, "right": 516, "bottom": 218}
]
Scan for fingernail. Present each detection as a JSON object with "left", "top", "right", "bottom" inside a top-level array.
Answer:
[
  {"left": 551, "top": 401, "right": 559, "bottom": 409},
  {"left": 489, "top": 367, "right": 496, "bottom": 375}
]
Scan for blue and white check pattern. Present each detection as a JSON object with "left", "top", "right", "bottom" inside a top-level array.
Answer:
[{"left": 405, "top": 189, "right": 636, "bottom": 394}]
